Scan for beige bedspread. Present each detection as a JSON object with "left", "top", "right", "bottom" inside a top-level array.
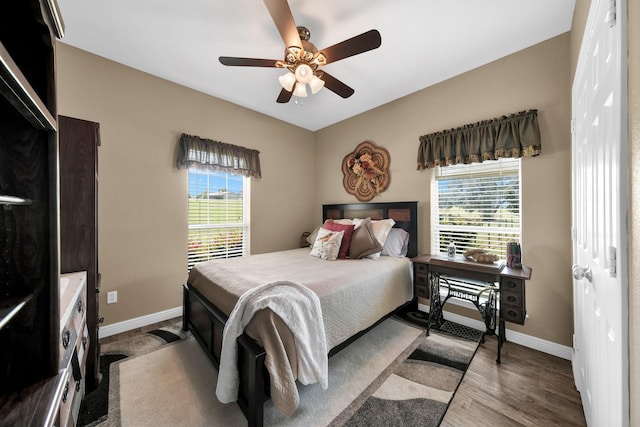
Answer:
[{"left": 187, "top": 247, "right": 413, "bottom": 414}]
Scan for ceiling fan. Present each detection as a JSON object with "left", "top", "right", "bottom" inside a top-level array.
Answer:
[{"left": 218, "top": 0, "right": 382, "bottom": 103}]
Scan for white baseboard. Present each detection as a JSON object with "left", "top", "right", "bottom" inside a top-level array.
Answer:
[
  {"left": 98, "top": 304, "right": 572, "bottom": 361},
  {"left": 418, "top": 302, "right": 572, "bottom": 360},
  {"left": 98, "top": 306, "right": 183, "bottom": 339}
]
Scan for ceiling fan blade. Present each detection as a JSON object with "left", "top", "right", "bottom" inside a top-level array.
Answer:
[
  {"left": 263, "top": 0, "right": 302, "bottom": 48},
  {"left": 219, "top": 57, "right": 280, "bottom": 67},
  {"left": 276, "top": 88, "right": 292, "bottom": 103},
  {"left": 320, "top": 72, "right": 355, "bottom": 98},
  {"left": 321, "top": 29, "right": 382, "bottom": 65}
]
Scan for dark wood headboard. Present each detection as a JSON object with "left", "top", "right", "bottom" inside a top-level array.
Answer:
[{"left": 322, "top": 201, "right": 418, "bottom": 258}]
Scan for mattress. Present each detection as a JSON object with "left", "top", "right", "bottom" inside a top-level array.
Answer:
[{"left": 188, "top": 247, "right": 413, "bottom": 349}]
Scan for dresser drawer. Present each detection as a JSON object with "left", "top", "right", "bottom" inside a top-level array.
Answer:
[
  {"left": 415, "top": 284, "right": 429, "bottom": 299},
  {"left": 414, "top": 273, "right": 429, "bottom": 287},
  {"left": 414, "top": 263, "right": 429, "bottom": 275},
  {"left": 501, "top": 306, "right": 525, "bottom": 324},
  {"left": 58, "top": 369, "right": 84, "bottom": 427},
  {"left": 60, "top": 320, "right": 78, "bottom": 369},
  {"left": 501, "top": 290, "right": 523, "bottom": 307},
  {"left": 501, "top": 278, "right": 523, "bottom": 294},
  {"left": 500, "top": 277, "right": 526, "bottom": 325}
]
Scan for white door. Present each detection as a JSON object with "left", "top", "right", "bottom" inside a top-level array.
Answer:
[{"left": 571, "top": 0, "right": 628, "bottom": 425}]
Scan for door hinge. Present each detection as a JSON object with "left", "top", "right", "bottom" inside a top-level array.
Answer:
[
  {"left": 606, "top": 0, "right": 616, "bottom": 28},
  {"left": 608, "top": 246, "right": 617, "bottom": 277}
]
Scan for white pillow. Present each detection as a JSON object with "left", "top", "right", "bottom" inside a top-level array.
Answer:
[
  {"left": 309, "top": 227, "right": 344, "bottom": 261},
  {"left": 381, "top": 228, "right": 410, "bottom": 257},
  {"left": 307, "top": 225, "right": 322, "bottom": 246},
  {"left": 352, "top": 218, "right": 396, "bottom": 259}
]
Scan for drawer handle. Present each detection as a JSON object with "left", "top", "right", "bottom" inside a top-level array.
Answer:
[
  {"left": 82, "top": 336, "right": 88, "bottom": 349},
  {"left": 506, "top": 281, "right": 517, "bottom": 289},
  {"left": 62, "top": 329, "right": 71, "bottom": 349},
  {"left": 507, "top": 295, "right": 517, "bottom": 303},
  {"left": 417, "top": 276, "right": 426, "bottom": 284},
  {"left": 417, "top": 264, "right": 427, "bottom": 273},
  {"left": 508, "top": 310, "right": 518, "bottom": 317},
  {"left": 76, "top": 380, "right": 82, "bottom": 392},
  {"left": 62, "top": 382, "right": 69, "bottom": 403},
  {"left": 77, "top": 299, "right": 83, "bottom": 314}
]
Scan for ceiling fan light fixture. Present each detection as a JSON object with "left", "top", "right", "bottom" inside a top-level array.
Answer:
[
  {"left": 309, "top": 75, "right": 325, "bottom": 94},
  {"left": 293, "top": 82, "right": 308, "bottom": 97},
  {"left": 294, "top": 63, "right": 314, "bottom": 85},
  {"left": 279, "top": 72, "right": 296, "bottom": 92}
]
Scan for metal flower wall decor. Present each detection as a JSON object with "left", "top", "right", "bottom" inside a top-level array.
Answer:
[{"left": 342, "top": 141, "right": 390, "bottom": 201}]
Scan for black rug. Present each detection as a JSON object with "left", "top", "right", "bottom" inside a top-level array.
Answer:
[
  {"left": 395, "top": 305, "right": 484, "bottom": 343},
  {"left": 77, "top": 322, "right": 188, "bottom": 427},
  {"left": 77, "top": 354, "right": 127, "bottom": 426}
]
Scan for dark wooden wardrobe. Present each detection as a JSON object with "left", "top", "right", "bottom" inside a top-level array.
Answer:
[
  {"left": 0, "top": 0, "right": 64, "bottom": 424},
  {"left": 59, "top": 116, "right": 101, "bottom": 393},
  {"left": 0, "top": 2, "right": 101, "bottom": 425}
]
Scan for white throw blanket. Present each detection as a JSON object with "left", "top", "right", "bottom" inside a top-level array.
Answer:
[{"left": 215, "top": 280, "right": 328, "bottom": 405}]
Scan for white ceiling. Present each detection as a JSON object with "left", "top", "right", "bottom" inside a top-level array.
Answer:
[{"left": 57, "top": 0, "right": 575, "bottom": 132}]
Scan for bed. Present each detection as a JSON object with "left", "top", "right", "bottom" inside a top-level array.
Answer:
[{"left": 182, "top": 201, "right": 418, "bottom": 426}]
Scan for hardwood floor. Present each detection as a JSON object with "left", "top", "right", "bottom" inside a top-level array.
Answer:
[
  {"left": 100, "top": 319, "right": 586, "bottom": 426},
  {"left": 442, "top": 335, "right": 587, "bottom": 426}
]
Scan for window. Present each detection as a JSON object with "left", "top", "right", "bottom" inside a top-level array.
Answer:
[
  {"left": 431, "top": 158, "right": 521, "bottom": 259},
  {"left": 188, "top": 168, "right": 248, "bottom": 269}
]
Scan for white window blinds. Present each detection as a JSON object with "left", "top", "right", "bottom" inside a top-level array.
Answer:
[
  {"left": 188, "top": 168, "right": 248, "bottom": 270},
  {"left": 431, "top": 158, "right": 521, "bottom": 259}
]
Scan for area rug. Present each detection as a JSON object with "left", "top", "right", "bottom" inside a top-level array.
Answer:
[
  {"left": 330, "top": 327, "right": 480, "bottom": 426},
  {"left": 77, "top": 322, "right": 189, "bottom": 427},
  {"left": 93, "top": 317, "right": 480, "bottom": 426}
]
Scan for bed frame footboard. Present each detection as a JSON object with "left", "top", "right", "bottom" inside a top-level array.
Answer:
[{"left": 182, "top": 283, "right": 269, "bottom": 427}]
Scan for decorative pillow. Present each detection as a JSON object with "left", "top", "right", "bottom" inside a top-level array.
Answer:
[
  {"left": 348, "top": 217, "right": 382, "bottom": 259},
  {"left": 310, "top": 228, "right": 344, "bottom": 261},
  {"left": 307, "top": 225, "right": 322, "bottom": 246},
  {"left": 306, "top": 219, "right": 352, "bottom": 246},
  {"left": 381, "top": 227, "right": 410, "bottom": 257},
  {"left": 324, "top": 220, "right": 355, "bottom": 259},
  {"left": 352, "top": 218, "right": 396, "bottom": 259},
  {"left": 331, "top": 218, "right": 353, "bottom": 225}
]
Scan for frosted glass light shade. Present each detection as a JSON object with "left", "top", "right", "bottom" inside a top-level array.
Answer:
[
  {"left": 308, "top": 75, "right": 325, "bottom": 94},
  {"left": 294, "top": 64, "right": 313, "bottom": 84},
  {"left": 278, "top": 72, "right": 296, "bottom": 92},
  {"left": 293, "top": 83, "right": 308, "bottom": 97}
]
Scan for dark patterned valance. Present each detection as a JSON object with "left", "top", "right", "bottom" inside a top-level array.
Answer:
[
  {"left": 417, "top": 109, "right": 541, "bottom": 170},
  {"left": 176, "top": 133, "right": 261, "bottom": 178}
]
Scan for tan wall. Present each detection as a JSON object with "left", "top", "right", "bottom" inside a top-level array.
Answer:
[
  {"left": 56, "top": 43, "right": 316, "bottom": 326},
  {"left": 315, "top": 34, "right": 573, "bottom": 346},
  {"left": 570, "top": 0, "right": 592, "bottom": 78},
  {"left": 628, "top": 0, "right": 639, "bottom": 423}
]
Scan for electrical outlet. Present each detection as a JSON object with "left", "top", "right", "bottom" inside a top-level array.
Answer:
[{"left": 107, "top": 290, "right": 118, "bottom": 304}]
